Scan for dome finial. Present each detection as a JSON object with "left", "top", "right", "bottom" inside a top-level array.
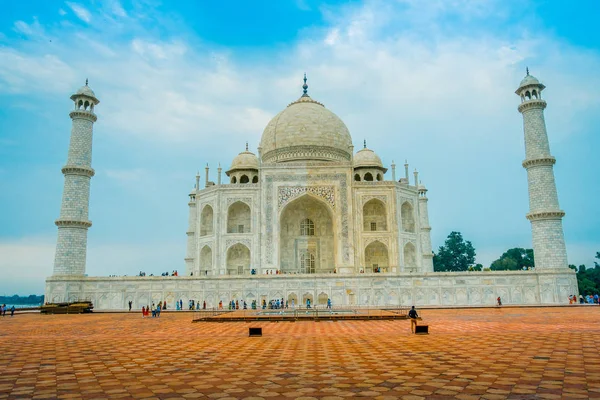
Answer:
[
  {"left": 245, "top": 141, "right": 248, "bottom": 151},
  {"left": 302, "top": 73, "right": 308, "bottom": 97},
  {"left": 526, "top": 67, "right": 529, "bottom": 76},
  {"left": 85, "top": 78, "right": 88, "bottom": 86},
  {"left": 363, "top": 139, "right": 367, "bottom": 149}
]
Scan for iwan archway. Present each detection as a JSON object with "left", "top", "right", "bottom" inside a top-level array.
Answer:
[{"left": 279, "top": 194, "right": 335, "bottom": 274}]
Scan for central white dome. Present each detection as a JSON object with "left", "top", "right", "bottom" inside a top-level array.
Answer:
[{"left": 259, "top": 93, "right": 353, "bottom": 163}]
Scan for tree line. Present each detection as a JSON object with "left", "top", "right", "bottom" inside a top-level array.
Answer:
[
  {"left": 433, "top": 231, "right": 600, "bottom": 295},
  {"left": 0, "top": 294, "right": 45, "bottom": 305}
]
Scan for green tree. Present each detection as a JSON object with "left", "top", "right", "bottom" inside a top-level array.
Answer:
[
  {"left": 433, "top": 231, "right": 476, "bottom": 272},
  {"left": 490, "top": 248, "right": 534, "bottom": 271}
]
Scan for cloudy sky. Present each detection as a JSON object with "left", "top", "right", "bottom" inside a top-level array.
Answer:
[{"left": 1, "top": 0, "right": 599, "bottom": 295}]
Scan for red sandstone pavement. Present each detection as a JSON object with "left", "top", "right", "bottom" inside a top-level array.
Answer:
[{"left": 1, "top": 307, "right": 599, "bottom": 399}]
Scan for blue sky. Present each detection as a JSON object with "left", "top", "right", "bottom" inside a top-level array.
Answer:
[{"left": 0, "top": 0, "right": 599, "bottom": 295}]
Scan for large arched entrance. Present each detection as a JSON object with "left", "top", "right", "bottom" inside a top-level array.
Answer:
[{"left": 279, "top": 195, "right": 334, "bottom": 274}]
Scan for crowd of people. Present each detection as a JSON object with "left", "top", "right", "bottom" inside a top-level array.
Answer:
[
  {"left": 570, "top": 294, "right": 600, "bottom": 304},
  {"left": 138, "top": 297, "right": 336, "bottom": 315}
]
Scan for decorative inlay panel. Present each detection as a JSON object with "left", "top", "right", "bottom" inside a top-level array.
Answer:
[
  {"left": 364, "top": 236, "right": 390, "bottom": 248},
  {"left": 225, "top": 238, "right": 252, "bottom": 250},
  {"left": 362, "top": 195, "right": 387, "bottom": 205},
  {"left": 227, "top": 197, "right": 252, "bottom": 207},
  {"left": 278, "top": 186, "right": 335, "bottom": 210}
]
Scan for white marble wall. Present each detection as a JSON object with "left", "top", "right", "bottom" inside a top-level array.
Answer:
[{"left": 46, "top": 269, "right": 579, "bottom": 310}]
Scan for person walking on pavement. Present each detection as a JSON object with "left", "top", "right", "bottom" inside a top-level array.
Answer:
[{"left": 408, "top": 306, "right": 419, "bottom": 333}]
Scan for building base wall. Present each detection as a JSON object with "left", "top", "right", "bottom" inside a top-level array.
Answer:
[{"left": 45, "top": 270, "right": 578, "bottom": 310}]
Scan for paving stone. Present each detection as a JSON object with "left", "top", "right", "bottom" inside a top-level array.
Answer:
[{"left": 0, "top": 307, "right": 599, "bottom": 398}]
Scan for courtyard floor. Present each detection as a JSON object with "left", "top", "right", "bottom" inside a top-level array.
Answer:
[{"left": 1, "top": 307, "right": 599, "bottom": 399}]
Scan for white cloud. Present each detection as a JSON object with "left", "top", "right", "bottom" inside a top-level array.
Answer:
[
  {"left": 13, "top": 18, "right": 45, "bottom": 38},
  {"left": 1, "top": 0, "right": 598, "bottom": 282},
  {"left": 0, "top": 237, "right": 55, "bottom": 295},
  {"left": 0, "top": 237, "right": 183, "bottom": 294},
  {"left": 66, "top": 2, "right": 92, "bottom": 23}
]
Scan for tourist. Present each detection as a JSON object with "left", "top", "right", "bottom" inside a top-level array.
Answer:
[
  {"left": 306, "top": 298, "right": 311, "bottom": 309},
  {"left": 203, "top": 301, "right": 206, "bottom": 310},
  {"left": 327, "top": 298, "right": 332, "bottom": 309},
  {"left": 580, "top": 295, "right": 584, "bottom": 304},
  {"left": 142, "top": 306, "right": 146, "bottom": 317},
  {"left": 497, "top": 297, "right": 502, "bottom": 306},
  {"left": 236, "top": 300, "right": 239, "bottom": 310},
  {"left": 0, "top": 304, "right": 4, "bottom": 317},
  {"left": 408, "top": 306, "right": 419, "bottom": 333},
  {"left": 10, "top": 305, "right": 15, "bottom": 317},
  {"left": 163, "top": 300, "right": 167, "bottom": 310},
  {"left": 128, "top": 300, "right": 132, "bottom": 311},
  {"left": 219, "top": 301, "right": 223, "bottom": 309}
]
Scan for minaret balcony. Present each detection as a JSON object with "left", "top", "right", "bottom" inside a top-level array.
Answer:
[
  {"left": 55, "top": 219, "right": 92, "bottom": 228},
  {"left": 61, "top": 165, "right": 95, "bottom": 177},
  {"left": 518, "top": 99, "right": 547, "bottom": 113},
  {"left": 69, "top": 110, "right": 98, "bottom": 122}
]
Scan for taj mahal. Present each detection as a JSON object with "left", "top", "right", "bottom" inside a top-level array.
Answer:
[{"left": 45, "top": 72, "right": 578, "bottom": 310}]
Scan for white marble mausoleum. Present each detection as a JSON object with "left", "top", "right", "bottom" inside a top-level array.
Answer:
[{"left": 45, "top": 73, "right": 578, "bottom": 309}]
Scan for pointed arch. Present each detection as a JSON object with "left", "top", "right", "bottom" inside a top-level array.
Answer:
[
  {"left": 354, "top": 173, "right": 361, "bottom": 181},
  {"left": 401, "top": 201, "right": 415, "bottom": 232},
  {"left": 404, "top": 242, "right": 417, "bottom": 270},
  {"left": 199, "top": 245, "right": 212, "bottom": 275},
  {"left": 200, "top": 205, "right": 214, "bottom": 236},
  {"left": 318, "top": 292, "right": 329, "bottom": 305},
  {"left": 363, "top": 198, "right": 387, "bottom": 231},
  {"left": 364, "top": 172, "right": 374, "bottom": 181},
  {"left": 252, "top": 176, "right": 259, "bottom": 183},
  {"left": 226, "top": 243, "right": 250, "bottom": 275},
  {"left": 365, "top": 240, "right": 389, "bottom": 273},
  {"left": 279, "top": 194, "right": 335, "bottom": 274},
  {"left": 240, "top": 175, "right": 249, "bottom": 184},
  {"left": 227, "top": 201, "right": 251, "bottom": 233}
]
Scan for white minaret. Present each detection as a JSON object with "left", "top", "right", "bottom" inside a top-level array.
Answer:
[
  {"left": 516, "top": 70, "right": 568, "bottom": 270},
  {"left": 185, "top": 184, "right": 197, "bottom": 276},
  {"left": 418, "top": 183, "right": 434, "bottom": 272},
  {"left": 52, "top": 81, "right": 99, "bottom": 276}
]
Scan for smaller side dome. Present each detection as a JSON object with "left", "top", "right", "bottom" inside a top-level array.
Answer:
[
  {"left": 226, "top": 150, "right": 259, "bottom": 176},
  {"left": 354, "top": 147, "right": 384, "bottom": 170},
  {"left": 77, "top": 85, "right": 96, "bottom": 97},
  {"left": 70, "top": 79, "right": 99, "bottom": 104},
  {"left": 519, "top": 74, "right": 540, "bottom": 87}
]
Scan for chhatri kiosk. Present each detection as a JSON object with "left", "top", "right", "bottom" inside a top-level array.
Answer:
[{"left": 45, "top": 73, "right": 578, "bottom": 309}]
